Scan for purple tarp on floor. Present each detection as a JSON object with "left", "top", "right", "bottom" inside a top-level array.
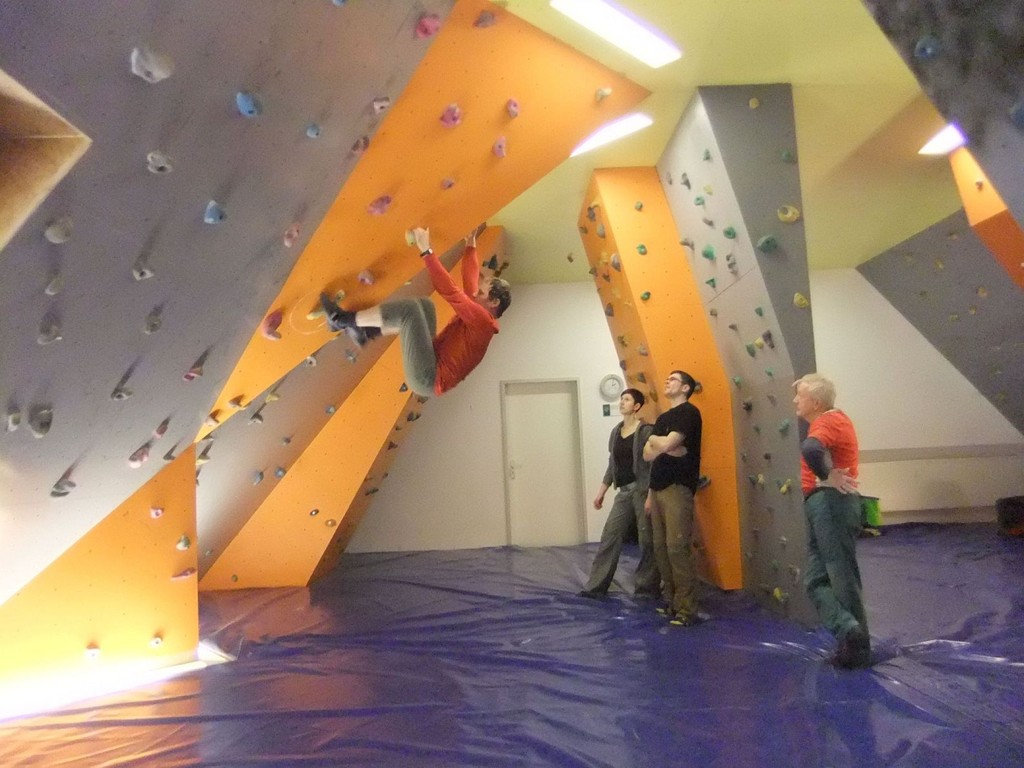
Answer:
[{"left": 1, "top": 523, "right": 1022, "bottom": 767}]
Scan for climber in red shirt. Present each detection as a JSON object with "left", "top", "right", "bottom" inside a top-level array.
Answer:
[{"left": 320, "top": 227, "right": 510, "bottom": 397}]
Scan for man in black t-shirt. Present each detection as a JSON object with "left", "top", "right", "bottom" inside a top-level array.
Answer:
[{"left": 643, "top": 370, "right": 703, "bottom": 626}]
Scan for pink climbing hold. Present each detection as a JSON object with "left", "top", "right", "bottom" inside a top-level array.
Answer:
[
  {"left": 351, "top": 135, "right": 370, "bottom": 154},
  {"left": 183, "top": 364, "right": 202, "bottom": 381},
  {"left": 261, "top": 309, "right": 283, "bottom": 340},
  {"left": 367, "top": 195, "right": 392, "bottom": 215},
  {"left": 358, "top": 270, "right": 375, "bottom": 286},
  {"left": 415, "top": 13, "right": 442, "bottom": 39},
  {"left": 506, "top": 99, "right": 519, "bottom": 118},
  {"left": 128, "top": 442, "right": 151, "bottom": 469},
  {"left": 153, "top": 417, "right": 170, "bottom": 439},
  {"left": 171, "top": 567, "right": 197, "bottom": 581},
  {"left": 493, "top": 136, "right": 507, "bottom": 158},
  {"left": 440, "top": 103, "right": 462, "bottom": 127},
  {"left": 283, "top": 223, "right": 300, "bottom": 247}
]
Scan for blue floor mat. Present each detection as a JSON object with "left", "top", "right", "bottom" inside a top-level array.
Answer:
[{"left": 0, "top": 523, "right": 1022, "bottom": 767}]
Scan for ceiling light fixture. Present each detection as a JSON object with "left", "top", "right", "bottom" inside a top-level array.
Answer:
[
  {"left": 571, "top": 112, "right": 653, "bottom": 157},
  {"left": 918, "top": 123, "right": 967, "bottom": 155},
  {"left": 550, "top": 0, "right": 682, "bottom": 68}
]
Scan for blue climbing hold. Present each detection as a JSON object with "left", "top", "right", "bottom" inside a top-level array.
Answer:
[
  {"left": 1009, "top": 101, "right": 1024, "bottom": 130},
  {"left": 306, "top": 123, "right": 322, "bottom": 138},
  {"left": 913, "top": 35, "right": 941, "bottom": 61},
  {"left": 235, "top": 91, "right": 263, "bottom": 117},
  {"left": 204, "top": 200, "right": 226, "bottom": 224}
]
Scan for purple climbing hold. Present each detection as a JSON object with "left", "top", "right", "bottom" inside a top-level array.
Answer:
[
  {"left": 415, "top": 13, "right": 442, "bottom": 39},
  {"left": 474, "top": 10, "right": 496, "bottom": 27},
  {"left": 367, "top": 195, "right": 392, "bottom": 215},
  {"left": 440, "top": 103, "right": 462, "bottom": 127},
  {"left": 506, "top": 99, "right": 520, "bottom": 118},
  {"left": 493, "top": 136, "right": 507, "bottom": 158}
]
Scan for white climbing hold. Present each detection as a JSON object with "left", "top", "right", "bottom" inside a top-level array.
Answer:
[
  {"left": 28, "top": 405, "right": 52, "bottom": 438},
  {"left": 110, "top": 384, "right": 132, "bottom": 401},
  {"left": 204, "top": 200, "right": 226, "bottom": 224},
  {"left": 144, "top": 306, "right": 162, "bottom": 334},
  {"left": 128, "top": 442, "right": 151, "bottom": 468},
  {"left": 153, "top": 417, "right": 170, "bottom": 439},
  {"left": 130, "top": 46, "right": 174, "bottom": 83},
  {"left": 5, "top": 405, "right": 20, "bottom": 433},
  {"left": 132, "top": 257, "right": 155, "bottom": 281},
  {"left": 37, "top": 314, "right": 62, "bottom": 345},
  {"left": 372, "top": 97, "right": 391, "bottom": 115},
  {"left": 283, "top": 223, "right": 300, "bottom": 248},
  {"left": 305, "top": 123, "right": 321, "bottom": 139},
  {"left": 358, "top": 270, "right": 375, "bottom": 285},
  {"left": 146, "top": 151, "right": 173, "bottom": 174},
  {"left": 44, "top": 216, "right": 73, "bottom": 244},
  {"left": 595, "top": 87, "right": 612, "bottom": 102},
  {"left": 44, "top": 271, "right": 64, "bottom": 296}
]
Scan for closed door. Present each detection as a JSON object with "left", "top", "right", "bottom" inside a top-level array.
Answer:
[{"left": 501, "top": 380, "right": 585, "bottom": 547}]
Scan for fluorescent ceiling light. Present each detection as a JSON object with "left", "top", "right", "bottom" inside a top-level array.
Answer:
[
  {"left": 551, "top": 0, "right": 682, "bottom": 68},
  {"left": 918, "top": 123, "right": 967, "bottom": 155},
  {"left": 571, "top": 112, "right": 653, "bottom": 157}
]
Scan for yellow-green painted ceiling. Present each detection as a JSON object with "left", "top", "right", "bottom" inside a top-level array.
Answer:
[{"left": 495, "top": 0, "right": 963, "bottom": 283}]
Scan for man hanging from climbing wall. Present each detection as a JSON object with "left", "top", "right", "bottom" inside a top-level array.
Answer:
[{"left": 319, "top": 227, "right": 511, "bottom": 398}]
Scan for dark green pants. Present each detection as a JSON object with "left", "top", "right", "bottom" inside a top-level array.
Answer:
[{"left": 804, "top": 489, "right": 868, "bottom": 640}]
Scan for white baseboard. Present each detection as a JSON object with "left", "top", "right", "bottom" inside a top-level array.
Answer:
[{"left": 880, "top": 506, "right": 996, "bottom": 525}]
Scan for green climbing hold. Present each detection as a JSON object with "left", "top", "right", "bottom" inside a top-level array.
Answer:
[
  {"left": 754, "top": 306, "right": 764, "bottom": 317},
  {"left": 764, "top": 368, "right": 774, "bottom": 377},
  {"left": 732, "top": 376, "right": 742, "bottom": 388},
  {"left": 781, "top": 149, "right": 796, "bottom": 163},
  {"left": 640, "top": 291, "right": 651, "bottom": 301},
  {"left": 778, "top": 418, "right": 791, "bottom": 435},
  {"left": 745, "top": 343, "right": 756, "bottom": 357},
  {"left": 636, "top": 244, "right": 647, "bottom": 255},
  {"left": 694, "top": 196, "right": 705, "bottom": 206},
  {"left": 634, "top": 201, "right": 643, "bottom": 211},
  {"left": 705, "top": 277, "right": 716, "bottom": 289},
  {"left": 702, "top": 149, "right": 711, "bottom": 161},
  {"left": 757, "top": 235, "right": 778, "bottom": 253},
  {"left": 723, "top": 227, "right": 736, "bottom": 239},
  {"left": 701, "top": 245, "right": 715, "bottom": 261}
]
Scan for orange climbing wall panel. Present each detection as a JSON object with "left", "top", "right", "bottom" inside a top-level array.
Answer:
[
  {"left": 198, "top": 223, "right": 507, "bottom": 589},
  {"left": 0, "top": 446, "right": 198, "bottom": 690},
  {"left": 204, "top": 0, "right": 649, "bottom": 439},
  {"left": 581, "top": 167, "right": 742, "bottom": 590},
  {"left": 950, "top": 147, "right": 1024, "bottom": 289}
]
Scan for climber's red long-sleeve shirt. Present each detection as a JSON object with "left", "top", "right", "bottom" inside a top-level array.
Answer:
[{"left": 424, "top": 245, "right": 500, "bottom": 396}]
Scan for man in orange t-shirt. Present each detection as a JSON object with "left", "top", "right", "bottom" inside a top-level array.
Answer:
[
  {"left": 793, "top": 373, "right": 870, "bottom": 669},
  {"left": 320, "top": 227, "right": 510, "bottom": 397}
]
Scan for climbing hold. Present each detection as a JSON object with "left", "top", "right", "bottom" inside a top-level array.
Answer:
[
  {"left": 781, "top": 149, "right": 796, "bottom": 163},
  {"left": 153, "top": 418, "right": 170, "bottom": 439},
  {"left": 345, "top": 349, "right": 357, "bottom": 363},
  {"left": 723, "top": 227, "right": 736, "bottom": 239},
  {"left": 37, "top": 313, "right": 63, "bottom": 345},
  {"left": 183, "top": 361, "right": 203, "bottom": 381},
  {"left": 732, "top": 377, "right": 742, "bottom": 388},
  {"left": 130, "top": 45, "right": 174, "bottom": 83},
  {"left": 793, "top": 292, "right": 809, "bottom": 308},
  {"left": 757, "top": 235, "right": 778, "bottom": 253},
  {"left": 84, "top": 644, "right": 101, "bottom": 660},
  {"left": 680, "top": 173, "right": 691, "bottom": 189},
  {"left": 756, "top": 473, "right": 765, "bottom": 487},
  {"left": 1010, "top": 101, "right": 1024, "bottom": 130},
  {"left": 248, "top": 406, "right": 265, "bottom": 425},
  {"left": 415, "top": 13, "right": 441, "bottom": 38},
  {"left": 728, "top": 323, "right": 738, "bottom": 331},
  {"left": 766, "top": 393, "right": 777, "bottom": 406},
  {"left": 5, "top": 405, "right": 20, "bottom": 433},
  {"left": 372, "top": 96, "right": 391, "bottom": 114},
  {"left": 144, "top": 305, "right": 163, "bottom": 334},
  {"left": 146, "top": 151, "right": 173, "bottom": 174},
  {"left": 778, "top": 418, "right": 791, "bottom": 435},
  {"left": 741, "top": 399, "right": 753, "bottom": 412},
  {"left": 694, "top": 196, "right": 705, "bottom": 206},
  {"left": 640, "top": 291, "right": 651, "bottom": 301},
  {"left": 235, "top": 91, "right": 263, "bottom": 117},
  {"left": 637, "top": 345, "right": 649, "bottom": 357},
  {"left": 702, "top": 149, "right": 712, "bottom": 161},
  {"left": 745, "top": 343, "right": 757, "bottom": 357},
  {"left": 595, "top": 87, "right": 612, "bottom": 102},
  {"left": 474, "top": 9, "right": 497, "bottom": 27},
  {"left": 756, "top": 341, "right": 769, "bottom": 354},
  {"left": 283, "top": 224, "right": 300, "bottom": 247},
  {"left": 326, "top": 404, "right": 337, "bottom": 414},
  {"left": 484, "top": 254, "right": 499, "bottom": 270},
  {"left": 44, "top": 216, "right": 73, "bottom": 244},
  {"left": 772, "top": 587, "right": 789, "bottom": 604},
  {"left": 702, "top": 217, "right": 714, "bottom": 228},
  {"left": 604, "top": 303, "right": 614, "bottom": 317},
  {"left": 778, "top": 479, "right": 793, "bottom": 494},
  {"left": 764, "top": 368, "right": 774, "bottom": 378},
  {"left": 610, "top": 253, "right": 621, "bottom": 271},
  {"left": 709, "top": 308, "right": 717, "bottom": 316},
  {"left": 367, "top": 195, "right": 392, "bottom": 215},
  {"left": 596, "top": 224, "right": 605, "bottom": 238},
  {"left": 705, "top": 278, "right": 716, "bottom": 289},
  {"left": 305, "top": 123, "right": 321, "bottom": 139},
  {"left": 749, "top": 97, "right": 760, "bottom": 109},
  {"left": 261, "top": 310, "right": 283, "bottom": 340},
  {"left": 635, "top": 372, "right": 646, "bottom": 384},
  {"left": 754, "top": 306, "right": 764, "bottom": 317},
  {"left": 777, "top": 205, "right": 800, "bottom": 223},
  {"left": 913, "top": 34, "right": 942, "bottom": 60},
  {"left": 204, "top": 200, "right": 226, "bottom": 224},
  {"left": 358, "top": 269, "right": 375, "bottom": 285},
  {"left": 128, "top": 442, "right": 151, "bottom": 468},
  {"left": 634, "top": 201, "right": 643, "bottom": 211},
  {"left": 176, "top": 535, "right": 191, "bottom": 551},
  {"left": 701, "top": 245, "right": 715, "bottom": 261},
  {"left": 131, "top": 256, "right": 154, "bottom": 281},
  {"left": 440, "top": 103, "right": 462, "bottom": 127},
  {"left": 493, "top": 136, "right": 507, "bottom": 158},
  {"left": 274, "top": 467, "right": 286, "bottom": 479},
  {"left": 351, "top": 135, "right": 370, "bottom": 154},
  {"left": 636, "top": 244, "right": 647, "bottom": 255},
  {"left": 506, "top": 98, "right": 520, "bottom": 118},
  {"left": 43, "top": 271, "right": 63, "bottom": 297},
  {"left": 197, "top": 443, "right": 213, "bottom": 464},
  {"left": 586, "top": 205, "right": 597, "bottom": 222},
  {"left": 977, "top": 286, "right": 989, "bottom": 298},
  {"left": 440, "top": 178, "right": 456, "bottom": 189},
  {"left": 204, "top": 411, "right": 221, "bottom": 428},
  {"left": 388, "top": 440, "right": 400, "bottom": 450},
  {"left": 110, "top": 382, "right": 132, "bottom": 401},
  {"left": 148, "top": 506, "right": 164, "bottom": 520},
  {"left": 761, "top": 330, "right": 775, "bottom": 349},
  {"left": 50, "top": 472, "right": 76, "bottom": 498}
]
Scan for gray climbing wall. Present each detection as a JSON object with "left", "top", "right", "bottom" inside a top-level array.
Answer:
[
  {"left": 858, "top": 209, "right": 1024, "bottom": 432},
  {"left": 657, "top": 85, "right": 816, "bottom": 623},
  {"left": 0, "top": 0, "right": 454, "bottom": 605},
  {"left": 863, "top": 0, "right": 1024, "bottom": 230}
]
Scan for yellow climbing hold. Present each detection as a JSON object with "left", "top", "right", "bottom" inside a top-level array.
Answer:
[
  {"left": 793, "top": 292, "right": 809, "bottom": 309},
  {"left": 749, "top": 97, "right": 760, "bottom": 109},
  {"left": 777, "top": 205, "right": 801, "bottom": 223}
]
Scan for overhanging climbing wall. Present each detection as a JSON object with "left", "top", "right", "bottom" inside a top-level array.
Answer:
[
  {"left": 579, "top": 167, "right": 742, "bottom": 592},
  {"left": 857, "top": 210, "right": 1024, "bottom": 434},
  {"left": 656, "top": 85, "right": 816, "bottom": 622}
]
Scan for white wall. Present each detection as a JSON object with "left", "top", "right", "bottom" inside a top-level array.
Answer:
[
  {"left": 348, "top": 283, "right": 623, "bottom": 553},
  {"left": 810, "top": 268, "right": 1024, "bottom": 516}
]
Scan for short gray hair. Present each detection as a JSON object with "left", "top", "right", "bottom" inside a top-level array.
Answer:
[{"left": 793, "top": 373, "right": 836, "bottom": 409}]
